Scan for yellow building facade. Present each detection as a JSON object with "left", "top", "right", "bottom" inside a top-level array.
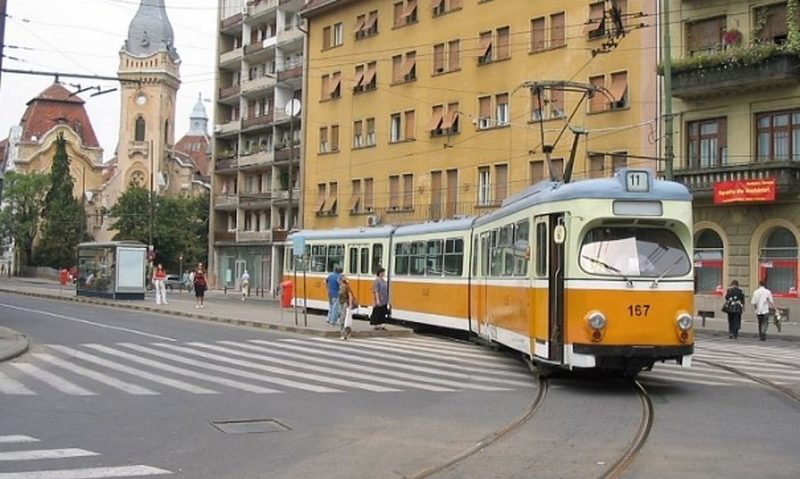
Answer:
[{"left": 300, "top": 0, "right": 659, "bottom": 230}]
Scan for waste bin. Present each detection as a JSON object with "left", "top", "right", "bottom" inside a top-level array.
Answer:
[{"left": 280, "top": 280, "right": 293, "bottom": 308}]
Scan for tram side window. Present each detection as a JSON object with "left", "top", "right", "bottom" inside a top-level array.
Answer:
[
  {"left": 490, "top": 229, "right": 503, "bottom": 276},
  {"left": 514, "top": 220, "right": 530, "bottom": 276},
  {"left": 481, "top": 233, "right": 490, "bottom": 276},
  {"left": 372, "top": 244, "right": 383, "bottom": 273},
  {"left": 501, "top": 224, "right": 515, "bottom": 276},
  {"left": 311, "top": 245, "right": 327, "bottom": 272},
  {"left": 348, "top": 247, "right": 358, "bottom": 274},
  {"left": 535, "top": 222, "right": 548, "bottom": 276},
  {"left": 410, "top": 241, "right": 426, "bottom": 275},
  {"left": 360, "top": 248, "right": 369, "bottom": 274},
  {"left": 327, "top": 244, "right": 344, "bottom": 271},
  {"left": 426, "top": 240, "right": 443, "bottom": 275},
  {"left": 472, "top": 237, "right": 479, "bottom": 276},
  {"left": 395, "top": 243, "right": 410, "bottom": 275},
  {"left": 444, "top": 238, "right": 464, "bottom": 276}
]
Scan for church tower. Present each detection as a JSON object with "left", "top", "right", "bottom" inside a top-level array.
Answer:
[{"left": 116, "top": 0, "right": 180, "bottom": 194}]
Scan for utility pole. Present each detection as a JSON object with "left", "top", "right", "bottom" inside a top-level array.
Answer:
[
  {"left": 0, "top": 0, "right": 7, "bottom": 89},
  {"left": 661, "top": 0, "right": 675, "bottom": 180}
]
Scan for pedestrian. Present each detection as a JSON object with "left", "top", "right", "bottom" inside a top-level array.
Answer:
[
  {"left": 152, "top": 263, "right": 168, "bottom": 305},
  {"left": 241, "top": 270, "right": 250, "bottom": 301},
  {"left": 193, "top": 263, "right": 207, "bottom": 309},
  {"left": 370, "top": 267, "right": 389, "bottom": 330},
  {"left": 339, "top": 276, "right": 357, "bottom": 340},
  {"left": 188, "top": 270, "right": 195, "bottom": 293},
  {"left": 325, "top": 265, "right": 342, "bottom": 326},
  {"left": 723, "top": 279, "right": 744, "bottom": 339},
  {"left": 751, "top": 280, "right": 775, "bottom": 341}
]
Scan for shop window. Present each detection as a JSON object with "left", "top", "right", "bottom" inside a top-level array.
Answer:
[
  {"left": 759, "top": 227, "right": 798, "bottom": 296},
  {"left": 694, "top": 229, "right": 723, "bottom": 294}
]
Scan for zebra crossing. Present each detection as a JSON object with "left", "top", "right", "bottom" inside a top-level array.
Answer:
[
  {"left": 0, "top": 434, "right": 171, "bottom": 478},
  {"left": 0, "top": 337, "right": 534, "bottom": 397},
  {"left": 639, "top": 337, "right": 800, "bottom": 388}
]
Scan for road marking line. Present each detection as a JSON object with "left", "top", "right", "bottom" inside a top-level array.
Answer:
[
  {"left": 9, "top": 364, "right": 95, "bottom": 396},
  {"left": 0, "top": 372, "right": 36, "bottom": 395},
  {"left": 84, "top": 344, "right": 281, "bottom": 394},
  {"left": 0, "top": 302, "right": 176, "bottom": 342},
  {"left": 117, "top": 343, "right": 340, "bottom": 393},
  {"left": 0, "top": 436, "right": 39, "bottom": 444},
  {"left": 0, "top": 465, "right": 172, "bottom": 478},
  {"left": 48, "top": 345, "right": 218, "bottom": 395},
  {"left": 0, "top": 448, "right": 99, "bottom": 461},
  {"left": 33, "top": 353, "right": 159, "bottom": 395}
]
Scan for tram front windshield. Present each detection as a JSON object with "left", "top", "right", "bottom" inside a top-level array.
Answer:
[{"left": 579, "top": 227, "right": 691, "bottom": 278}]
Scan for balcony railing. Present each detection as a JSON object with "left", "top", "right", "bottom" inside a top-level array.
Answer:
[
  {"left": 214, "top": 230, "right": 236, "bottom": 242},
  {"left": 219, "top": 84, "right": 240, "bottom": 99},
  {"left": 220, "top": 13, "right": 243, "bottom": 30},
  {"left": 215, "top": 157, "right": 238, "bottom": 171},
  {"left": 272, "top": 228, "right": 289, "bottom": 242},
  {"left": 672, "top": 51, "right": 800, "bottom": 100},
  {"left": 274, "top": 145, "right": 301, "bottom": 162},
  {"left": 673, "top": 160, "right": 800, "bottom": 197},
  {"left": 242, "top": 114, "right": 273, "bottom": 130},
  {"left": 277, "top": 27, "right": 303, "bottom": 46},
  {"left": 248, "top": 0, "right": 278, "bottom": 18},
  {"left": 241, "top": 75, "right": 276, "bottom": 94},
  {"left": 215, "top": 119, "right": 240, "bottom": 136},
  {"left": 239, "top": 191, "right": 273, "bottom": 204},
  {"left": 219, "top": 47, "right": 244, "bottom": 66},
  {"left": 238, "top": 230, "right": 273, "bottom": 242},
  {"left": 277, "top": 64, "right": 302, "bottom": 82},
  {"left": 214, "top": 194, "right": 238, "bottom": 207},
  {"left": 238, "top": 149, "right": 272, "bottom": 167}
]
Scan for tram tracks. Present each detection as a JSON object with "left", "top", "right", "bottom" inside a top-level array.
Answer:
[
  {"left": 598, "top": 380, "right": 654, "bottom": 479},
  {"left": 695, "top": 358, "right": 800, "bottom": 405}
]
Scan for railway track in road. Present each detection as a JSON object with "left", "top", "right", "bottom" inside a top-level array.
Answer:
[
  {"left": 696, "top": 358, "right": 800, "bottom": 405},
  {"left": 405, "top": 375, "right": 549, "bottom": 479},
  {"left": 599, "top": 380, "right": 654, "bottom": 479}
]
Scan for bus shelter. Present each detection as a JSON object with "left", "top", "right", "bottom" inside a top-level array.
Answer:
[{"left": 76, "top": 241, "right": 147, "bottom": 300}]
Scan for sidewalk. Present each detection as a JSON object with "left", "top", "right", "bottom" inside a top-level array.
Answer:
[
  {"left": 0, "top": 326, "right": 29, "bottom": 362},
  {"left": 0, "top": 277, "right": 411, "bottom": 353}
]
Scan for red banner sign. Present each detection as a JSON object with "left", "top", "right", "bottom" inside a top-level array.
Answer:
[{"left": 713, "top": 178, "right": 776, "bottom": 204}]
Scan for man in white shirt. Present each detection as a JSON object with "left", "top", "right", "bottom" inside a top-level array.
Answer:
[
  {"left": 241, "top": 270, "right": 250, "bottom": 301},
  {"left": 751, "top": 280, "right": 775, "bottom": 341}
]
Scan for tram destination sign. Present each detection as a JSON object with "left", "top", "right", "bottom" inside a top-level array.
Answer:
[{"left": 713, "top": 178, "right": 776, "bottom": 204}]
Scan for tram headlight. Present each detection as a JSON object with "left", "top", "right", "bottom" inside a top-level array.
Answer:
[
  {"left": 587, "top": 312, "right": 607, "bottom": 330},
  {"left": 676, "top": 313, "right": 693, "bottom": 331}
]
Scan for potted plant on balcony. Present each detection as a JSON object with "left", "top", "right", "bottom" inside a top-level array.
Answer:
[{"left": 723, "top": 29, "right": 742, "bottom": 48}]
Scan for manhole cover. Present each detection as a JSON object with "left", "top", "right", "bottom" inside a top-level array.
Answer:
[{"left": 211, "top": 418, "right": 291, "bottom": 434}]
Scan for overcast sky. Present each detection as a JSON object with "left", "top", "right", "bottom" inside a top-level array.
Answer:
[{"left": 1, "top": 0, "right": 217, "bottom": 161}]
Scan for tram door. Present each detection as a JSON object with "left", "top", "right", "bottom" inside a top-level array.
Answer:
[
  {"left": 347, "top": 245, "right": 371, "bottom": 307},
  {"left": 534, "top": 214, "right": 566, "bottom": 363}
]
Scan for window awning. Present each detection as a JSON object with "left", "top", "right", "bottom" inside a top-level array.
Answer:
[
  {"left": 608, "top": 74, "right": 628, "bottom": 103},
  {"left": 402, "top": 0, "right": 418, "bottom": 18},
  {"left": 316, "top": 196, "right": 327, "bottom": 213},
  {"left": 441, "top": 108, "right": 459, "bottom": 129},
  {"left": 363, "top": 64, "right": 377, "bottom": 85},
  {"left": 364, "top": 12, "right": 378, "bottom": 31},
  {"left": 401, "top": 56, "right": 416, "bottom": 77},
  {"left": 352, "top": 70, "right": 365, "bottom": 89},
  {"left": 426, "top": 109, "right": 444, "bottom": 131},
  {"left": 477, "top": 35, "right": 492, "bottom": 57},
  {"left": 349, "top": 194, "right": 360, "bottom": 211},
  {"left": 352, "top": 16, "right": 366, "bottom": 33},
  {"left": 327, "top": 75, "right": 341, "bottom": 95},
  {"left": 324, "top": 196, "right": 338, "bottom": 213}
]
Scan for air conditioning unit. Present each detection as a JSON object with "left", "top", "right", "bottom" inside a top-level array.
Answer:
[{"left": 366, "top": 214, "right": 380, "bottom": 227}]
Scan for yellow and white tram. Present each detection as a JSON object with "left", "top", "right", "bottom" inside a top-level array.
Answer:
[{"left": 286, "top": 169, "right": 694, "bottom": 374}]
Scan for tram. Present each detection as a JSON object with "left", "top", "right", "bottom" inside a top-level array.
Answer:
[{"left": 285, "top": 169, "right": 694, "bottom": 374}]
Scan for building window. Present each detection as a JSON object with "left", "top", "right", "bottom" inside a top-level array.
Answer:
[
  {"left": 364, "top": 178, "right": 374, "bottom": 211},
  {"left": 428, "top": 104, "right": 459, "bottom": 137},
  {"left": 496, "top": 93, "right": 509, "bottom": 125},
  {"left": 333, "top": 22, "right": 343, "bottom": 46},
  {"left": 611, "top": 151, "right": 627, "bottom": 173},
  {"left": 686, "top": 16, "right": 725, "bottom": 56},
  {"left": 322, "top": 22, "right": 343, "bottom": 49},
  {"left": 392, "top": 51, "right": 416, "bottom": 83},
  {"left": 433, "top": 40, "right": 460, "bottom": 75},
  {"left": 392, "top": 110, "right": 415, "bottom": 142},
  {"left": 477, "top": 31, "right": 493, "bottom": 64},
  {"left": 432, "top": 0, "right": 462, "bottom": 16},
  {"left": 688, "top": 118, "right": 727, "bottom": 168},
  {"left": 350, "top": 179, "right": 362, "bottom": 213},
  {"left": 760, "top": 227, "right": 798, "bottom": 296},
  {"left": 322, "top": 71, "right": 342, "bottom": 100},
  {"left": 531, "top": 88, "right": 565, "bottom": 121},
  {"left": 315, "top": 183, "right": 327, "bottom": 213},
  {"left": 586, "top": 1, "right": 606, "bottom": 39},
  {"left": 325, "top": 182, "right": 338, "bottom": 215},
  {"left": 551, "top": 12, "right": 566, "bottom": 47},
  {"left": 494, "top": 164, "right": 508, "bottom": 202},
  {"left": 134, "top": 117, "right": 146, "bottom": 142},
  {"left": 477, "top": 94, "right": 509, "bottom": 129},
  {"left": 755, "top": 3, "right": 789, "bottom": 44},
  {"left": 589, "top": 75, "right": 605, "bottom": 113},
  {"left": 529, "top": 160, "right": 544, "bottom": 184},
  {"left": 354, "top": 62, "right": 377, "bottom": 92},
  {"left": 694, "top": 229, "right": 723, "bottom": 294},
  {"left": 389, "top": 175, "right": 400, "bottom": 209},
  {"left": 390, "top": 113, "right": 402, "bottom": 142},
  {"left": 550, "top": 158, "right": 564, "bottom": 181},
  {"left": 366, "top": 118, "right": 376, "bottom": 146},
  {"left": 330, "top": 125, "right": 339, "bottom": 151},
  {"left": 496, "top": 26, "right": 510, "bottom": 59},
  {"left": 478, "top": 166, "right": 491, "bottom": 205},
  {"left": 589, "top": 153, "right": 605, "bottom": 178},
  {"left": 402, "top": 173, "right": 414, "bottom": 209},
  {"left": 353, "top": 120, "right": 363, "bottom": 148},
  {"left": 393, "top": 0, "right": 418, "bottom": 27},
  {"left": 531, "top": 17, "right": 545, "bottom": 52},
  {"left": 355, "top": 10, "right": 378, "bottom": 39},
  {"left": 319, "top": 126, "right": 328, "bottom": 153},
  {"left": 609, "top": 71, "right": 628, "bottom": 109},
  {"left": 756, "top": 110, "right": 800, "bottom": 161}
]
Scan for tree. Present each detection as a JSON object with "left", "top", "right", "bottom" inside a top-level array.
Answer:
[
  {"left": 35, "top": 132, "right": 88, "bottom": 268},
  {"left": 109, "top": 186, "right": 209, "bottom": 271},
  {"left": 0, "top": 171, "right": 50, "bottom": 267}
]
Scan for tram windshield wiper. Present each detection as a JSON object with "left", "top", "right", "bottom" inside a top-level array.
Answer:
[
  {"left": 581, "top": 255, "right": 632, "bottom": 286},
  {"left": 650, "top": 257, "right": 683, "bottom": 289}
]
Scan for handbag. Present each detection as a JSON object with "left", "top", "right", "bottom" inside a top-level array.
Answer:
[{"left": 721, "top": 301, "right": 730, "bottom": 313}]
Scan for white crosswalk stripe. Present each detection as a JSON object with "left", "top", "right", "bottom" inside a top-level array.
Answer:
[
  {"left": 32, "top": 353, "right": 159, "bottom": 395},
  {"left": 0, "top": 372, "right": 35, "bottom": 395},
  {"left": 9, "top": 363, "right": 95, "bottom": 396},
  {"left": 0, "top": 434, "right": 171, "bottom": 478}
]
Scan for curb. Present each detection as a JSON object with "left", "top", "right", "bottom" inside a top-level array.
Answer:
[
  {"left": 695, "top": 327, "right": 800, "bottom": 342},
  {"left": 0, "top": 287, "right": 412, "bottom": 340},
  {"left": 0, "top": 326, "right": 30, "bottom": 362}
]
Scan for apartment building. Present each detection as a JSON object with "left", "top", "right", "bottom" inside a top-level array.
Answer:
[
  {"left": 299, "top": 0, "right": 659, "bottom": 231},
  {"left": 209, "top": 0, "right": 305, "bottom": 291},
  {"left": 668, "top": 0, "right": 800, "bottom": 315}
]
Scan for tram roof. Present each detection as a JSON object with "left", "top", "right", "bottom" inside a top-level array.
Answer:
[
  {"left": 475, "top": 169, "right": 691, "bottom": 227},
  {"left": 392, "top": 217, "right": 475, "bottom": 237},
  {"left": 288, "top": 225, "right": 395, "bottom": 241}
]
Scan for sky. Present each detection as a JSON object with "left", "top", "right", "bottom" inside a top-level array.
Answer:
[{"left": 0, "top": 0, "right": 217, "bottom": 161}]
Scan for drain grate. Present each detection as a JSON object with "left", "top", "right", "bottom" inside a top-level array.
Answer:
[{"left": 211, "top": 418, "right": 292, "bottom": 434}]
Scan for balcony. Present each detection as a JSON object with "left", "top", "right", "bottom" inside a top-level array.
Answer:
[
  {"left": 277, "top": 63, "right": 302, "bottom": 82},
  {"left": 247, "top": 0, "right": 278, "bottom": 20},
  {"left": 220, "top": 13, "right": 243, "bottom": 31},
  {"left": 215, "top": 119, "right": 240, "bottom": 136},
  {"left": 218, "top": 84, "right": 240, "bottom": 101},
  {"left": 238, "top": 149, "right": 273, "bottom": 167},
  {"left": 672, "top": 51, "right": 800, "bottom": 100},
  {"left": 214, "top": 230, "right": 237, "bottom": 243},
  {"left": 242, "top": 114, "right": 273, "bottom": 130},
  {"left": 274, "top": 145, "right": 301, "bottom": 162},
  {"left": 239, "top": 191, "right": 273, "bottom": 206},
  {"left": 238, "top": 230, "right": 273, "bottom": 243},
  {"left": 214, "top": 194, "right": 239, "bottom": 208},
  {"left": 277, "top": 26, "right": 303, "bottom": 47},
  {"left": 214, "top": 157, "right": 238, "bottom": 171},
  {"left": 673, "top": 161, "right": 800, "bottom": 199},
  {"left": 244, "top": 37, "right": 276, "bottom": 62},
  {"left": 272, "top": 228, "right": 289, "bottom": 242},
  {"left": 219, "top": 47, "right": 244, "bottom": 67},
  {"left": 272, "top": 187, "right": 300, "bottom": 202},
  {"left": 241, "top": 75, "right": 276, "bottom": 95}
]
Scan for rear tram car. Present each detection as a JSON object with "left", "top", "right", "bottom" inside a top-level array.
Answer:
[{"left": 286, "top": 169, "right": 694, "bottom": 374}]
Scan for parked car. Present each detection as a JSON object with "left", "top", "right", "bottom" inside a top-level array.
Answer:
[{"left": 165, "top": 274, "right": 182, "bottom": 290}]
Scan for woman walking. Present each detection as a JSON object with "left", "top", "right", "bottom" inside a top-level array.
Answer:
[
  {"left": 724, "top": 280, "right": 744, "bottom": 339},
  {"left": 152, "top": 264, "right": 168, "bottom": 305},
  {"left": 339, "top": 276, "right": 357, "bottom": 340},
  {"left": 370, "top": 267, "right": 389, "bottom": 330},
  {"left": 193, "top": 263, "right": 207, "bottom": 309}
]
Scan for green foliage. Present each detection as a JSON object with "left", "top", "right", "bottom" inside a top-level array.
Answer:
[
  {"left": 669, "top": 42, "right": 795, "bottom": 74},
  {"left": 109, "top": 186, "right": 209, "bottom": 271},
  {"left": 35, "top": 132, "right": 89, "bottom": 268},
  {"left": 0, "top": 171, "right": 50, "bottom": 266}
]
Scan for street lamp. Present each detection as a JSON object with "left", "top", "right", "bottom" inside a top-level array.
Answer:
[
  {"left": 178, "top": 255, "right": 184, "bottom": 291},
  {"left": 285, "top": 98, "right": 301, "bottom": 230}
]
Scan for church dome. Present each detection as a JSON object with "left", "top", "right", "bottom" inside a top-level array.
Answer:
[
  {"left": 123, "top": 0, "right": 180, "bottom": 61},
  {"left": 18, "top": 83, "right": 100, "bottom": 148}
]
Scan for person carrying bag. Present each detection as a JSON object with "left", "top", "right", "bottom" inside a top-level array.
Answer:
[{"left": 722, "top": 280, "right": 744, "bottom": 339}]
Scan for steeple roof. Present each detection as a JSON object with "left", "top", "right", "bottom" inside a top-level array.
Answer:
[
  {"left": 123, "top": 0, "right": 180, "bottom": 61},
  {"left": 188, "top": 93, "right": 208, "bottom": 136}
]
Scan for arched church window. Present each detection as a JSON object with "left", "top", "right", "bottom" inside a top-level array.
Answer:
[
  {"left": 694, "top": 229, "right": 724, "bottom": 294},
  {"left": 759, "top": 227, "right": 799, "bottom": 296},
  {"left": 135, "top": 117, "right": 146, "bottom": 142}
]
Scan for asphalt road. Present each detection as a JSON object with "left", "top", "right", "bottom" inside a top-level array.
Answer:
[{"left": 0, "top": 292, "right": 535, "bottom": 478}]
